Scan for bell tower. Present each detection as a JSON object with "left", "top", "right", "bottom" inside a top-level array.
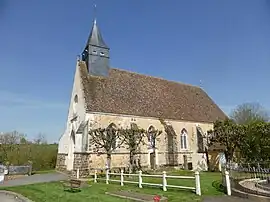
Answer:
[{"left": 82, "top": 18, "right": 110, "bottom": 77}]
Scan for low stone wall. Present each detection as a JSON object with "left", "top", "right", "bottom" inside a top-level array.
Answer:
[
  {"left": 256, "top": 180, "right": 270, "bottom": 192},
  {"left": 234, "top": 178, "right": 270, "bottom": 198},
  {"left": 8, "top": 165, "right": 32, "bottom": 175},
  {"left": 56, "top": 153, "right": 67, "bottom": 172}
]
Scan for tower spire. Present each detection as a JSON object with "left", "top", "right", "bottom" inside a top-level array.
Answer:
[
  {"left": 81, "top": 4, "right": 110, "bottom": 77},
  {"left": 87, "top": 17, "right": 108, "bottom": 48}
]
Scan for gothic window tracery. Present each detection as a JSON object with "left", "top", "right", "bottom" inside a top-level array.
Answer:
[{"left": 180, "top": 128, "right": 188, "bottom": 150}]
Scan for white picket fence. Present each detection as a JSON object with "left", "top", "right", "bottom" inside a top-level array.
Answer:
[{"left": 92, "top": 169, "right": 201, "bottom": 195}]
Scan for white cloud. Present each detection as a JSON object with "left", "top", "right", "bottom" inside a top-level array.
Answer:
[{"left": 0, "top": 90, "right": 67, "bottom": 109}]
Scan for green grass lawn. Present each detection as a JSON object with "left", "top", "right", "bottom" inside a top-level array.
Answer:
[{"left": 3, "top": 171, "right": 224, "bottom": 202}]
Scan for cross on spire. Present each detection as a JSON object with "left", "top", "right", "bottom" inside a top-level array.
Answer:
[{"left": 94, "top": 3, "right": 97, "bottom": 23}]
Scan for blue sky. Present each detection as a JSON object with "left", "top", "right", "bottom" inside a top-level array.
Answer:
[{"left": 1, "top": 0, "right": 270, "bottom": 143}]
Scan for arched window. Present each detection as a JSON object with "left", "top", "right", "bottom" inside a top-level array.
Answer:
[
  {"left": 74, "top": 95, "right": 78, "bottom": 103},
  {"left": 148, "top": 126, "right": 155, "bottom": 149},
  {"left": 180, "top": 128, "right": 188, "bottom": 150}
]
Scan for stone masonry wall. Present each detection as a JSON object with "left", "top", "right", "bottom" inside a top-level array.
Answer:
[
  {"left": 56, "top": 153, "right": 67, "bottom": 172},
  {"left": 86, "top": 113, "right": 214, "bottom": 170},
  {"left": 72, "top": 153, "right": 90, "bottom": 178},
  {"left": 89, "top": 153, "right": 149, "bottom": 170}
]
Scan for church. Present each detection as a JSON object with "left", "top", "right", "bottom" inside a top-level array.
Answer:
[{"left": 56, "top": 18, "right": 226, "bottom": 177}]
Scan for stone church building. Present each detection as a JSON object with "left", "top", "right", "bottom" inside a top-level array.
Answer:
[{"left": 56, "top": 19, "right": 226, "bottom": 177}]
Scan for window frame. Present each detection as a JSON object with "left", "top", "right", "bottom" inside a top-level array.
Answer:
[
  {"left": 180, "top": 128, "right": 188, "bottom": 150},
  {"left": 147, "top": 125, "right": 155, "bottom": 149}
]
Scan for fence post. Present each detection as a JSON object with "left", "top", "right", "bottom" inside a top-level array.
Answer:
[
  {"left": 162, "top": 171, "right": 167, "bottom": 191},
  {"left": 195, "top": 171, "right": 201, "bottom": 196},
  {"left": 225, "top": 170, "right": 231, "bottom": 196},
  {"left": 106, "top": 169, "right": 109, "bottom": 184},
  {"left": 253, "top": 167, "right": 256, "bottom": 179},
  {"left": 138, "top": 170, "right": 142, "bottom": 188},
  {"left": 94, "top": 170, "right": 97, "bottom": 183},
  {"left": 76, "top": 169, "right": 80, "bottom": 179},
  {"left": 120, "top": 169, "right": 124, "bottom": 186}
]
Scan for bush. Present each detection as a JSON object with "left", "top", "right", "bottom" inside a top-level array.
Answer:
[{"left": 0, "top": 144, "right": 58, "bottom": 171}]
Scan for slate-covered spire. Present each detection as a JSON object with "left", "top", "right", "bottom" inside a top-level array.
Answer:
[
  {"left": 87, "top": 19, "right": 109, "bottom": 49},
  {"left": 82, "top": 18, "right": 110, "bottom": 77}
]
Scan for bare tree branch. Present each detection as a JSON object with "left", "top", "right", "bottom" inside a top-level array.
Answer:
[
  {"left": 33, "top": 133, "right": 47, "bottom": 145},
  {"left": 230, "top": 102, "right": 269, "bottom": 124},
  {"left": 119, "top": 123, "right": 146, "bottom": 173},
  {"left": 89, "top": 124, "right": 121, "bottom": 169}
]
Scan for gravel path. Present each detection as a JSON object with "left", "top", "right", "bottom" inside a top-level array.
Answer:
[
  {"left": 0, "top": 193, "right": 20, "bottom": 202},
  {"left": 0, "top": 191, "right": 31, "bottom": 202},
  {"left": 0, "top": 173, "right": 68, "bottom": 187}
]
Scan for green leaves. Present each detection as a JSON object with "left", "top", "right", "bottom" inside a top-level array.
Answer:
[
  {"left": 208, "top": 118, "right": 270, "bottom": 163},
  {"left": 208, "top": 119, "right": 244, "bottom": 162},
  {"left": 239, "top": 121, "right": 270, "bottom": 162}
]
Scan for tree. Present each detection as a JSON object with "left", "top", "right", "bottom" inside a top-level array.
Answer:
[
  {"left": 89, "top": 123, "right": 120, "bottom": 169},
  {"left": 239, "top": 121, "right": 270, "bottom": 163},
  {"left": 207, "top": 119, "right": 245, "bottom": 163},
  {"left": 230, "top": 102, "right": 269, "bottom": 124},
  {"left": 119, "top": 123, "right": 146, "bottom": 173},
  {"left": 0, "top": 131, "right": 23, "bottom": 145},
  {"left": 20, "top": 136, "right": 28, "bottom": 144},
  {"left": 33, "top": 133, "right": 47, "bottom": 145},
  {"left": 0, "top": 131, "right": 25, "bottom": 163},
  {"left": 147, "top": 126, "right": 162, "bottom": 170}
]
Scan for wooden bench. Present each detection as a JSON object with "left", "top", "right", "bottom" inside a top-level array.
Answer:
[{"left": 62, "top": 179, "right": 82, "bottom": 192}]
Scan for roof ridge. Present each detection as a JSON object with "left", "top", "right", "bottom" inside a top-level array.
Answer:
[{"left": 110, "top": 67, "right": 201, "bottom": 89}]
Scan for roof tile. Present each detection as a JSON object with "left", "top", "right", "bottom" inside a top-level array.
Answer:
[{"left": 79, "top": 61, "right": 226, "bottom": 123}]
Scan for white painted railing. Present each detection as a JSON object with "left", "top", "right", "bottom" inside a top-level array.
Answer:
[
  {"left": 93, "top": 169, "right": 201, "bottom": 195},
  {"left": 224, "top": 170, "right": 231, "bottom": 196}
]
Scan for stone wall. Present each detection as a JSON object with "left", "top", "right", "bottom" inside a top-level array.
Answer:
[
  {"left": 56, "top": 153, "right": 67, "bottom": 172},
  {"left": 85, "top": 113, "right": 213, "bottom": 170},
  {"left": 72, "top": 153, "right": 90, "bottom": 178},
  {"left": 89, "top": 152, "right": 149, "bottom": 169},
  {"left": 58, "top": 60, "right": 87, "bottom": 154}
]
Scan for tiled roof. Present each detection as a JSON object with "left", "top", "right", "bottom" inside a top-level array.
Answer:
[{"left": 79, "top": 61, "right": 227, "bottom": 123}]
